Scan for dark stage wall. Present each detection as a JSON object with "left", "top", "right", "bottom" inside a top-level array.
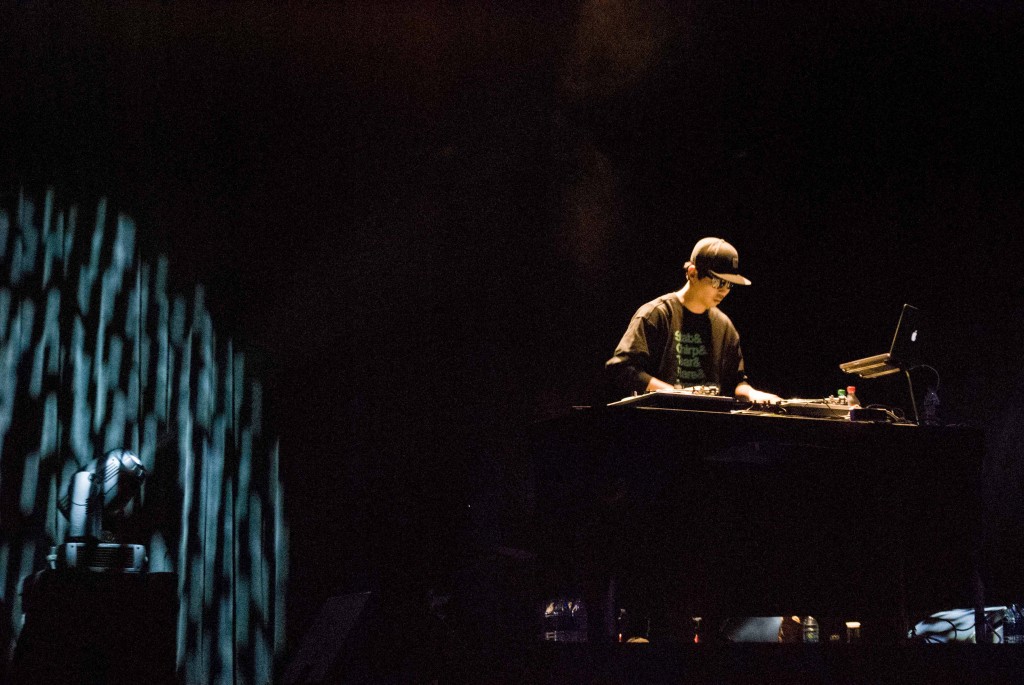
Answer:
[{"left": 3, "top": 0, "right": 1024, "bottom": 672}]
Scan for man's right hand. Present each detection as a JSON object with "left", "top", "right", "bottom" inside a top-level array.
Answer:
[{"left": 645, "top": 377, "right": 676, "bottom": 392}]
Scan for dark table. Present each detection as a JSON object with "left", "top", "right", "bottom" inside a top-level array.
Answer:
[{"left": 529, "top": 405, "right": 985, "bottom": 643}]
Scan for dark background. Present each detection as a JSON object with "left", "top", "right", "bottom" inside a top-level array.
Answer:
[{"left": 3, "top": 0, "right": 1023, "bottom": 656}]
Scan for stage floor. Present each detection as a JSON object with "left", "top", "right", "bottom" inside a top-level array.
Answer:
[{"left": 438, "top": 642, "right": 1024, "bottom": 684}]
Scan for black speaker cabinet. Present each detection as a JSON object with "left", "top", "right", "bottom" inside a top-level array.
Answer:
[{"left": 8, "top": 570, "right": 178, "bottom": 685}]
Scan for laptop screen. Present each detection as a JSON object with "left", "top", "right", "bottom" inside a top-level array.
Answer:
[{"left": 839, "top": 303, "right": 922, "bottom": 378}]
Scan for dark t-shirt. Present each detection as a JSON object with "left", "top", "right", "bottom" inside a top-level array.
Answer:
[
  {"left": 606, "top": 293, "right": 747, "bottom": 398},
  {"left": 674, "top": 308, "right": 714, "bottom": 386}
]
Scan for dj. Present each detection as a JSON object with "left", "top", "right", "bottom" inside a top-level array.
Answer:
[{"left": 606, "top": 236, "right": 781, "bottom": 403}]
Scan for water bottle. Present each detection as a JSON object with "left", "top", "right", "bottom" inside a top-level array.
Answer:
[
  {"left": 922, "top": 387, "right": 940, "bottom": 426},
  {"left": 1005, "top": 604, "right": 1024, "bottom": 644},
  {"left": 802, "top": 616, "right": 820, "bottom": 643},
  {"left": 846, "top": 385, "right": 860, "bottom": 407}
]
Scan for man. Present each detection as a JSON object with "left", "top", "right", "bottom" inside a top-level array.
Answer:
[{"left": 606, "top": 237, "right": 780, "bottom": 402}]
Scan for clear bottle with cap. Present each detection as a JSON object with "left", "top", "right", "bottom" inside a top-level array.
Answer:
[
  {"left": 802, "top": 616, "right": 820, "bottom": 643},
  {"left": 922, "top": 387, "right": 940, "bottom": 425},
  {"left": 1005, "top": 604, "right": 1024, "bottom": 644},
  {"left": 846, "top": 385, "right": 860, "bottom": 407}
]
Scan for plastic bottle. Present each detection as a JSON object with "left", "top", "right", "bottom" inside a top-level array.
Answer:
[
  {"left": 922, "top": 387, "right": 940, "bottom": 426},
  {"left": 846, "top": 386, "right": 860, "bottom": 407},
  {"left": 1005, "top": 604, "right": 1024, "bottom": 644},
  {"left": 802, "top": 616, "right": 820, "bottom": 643}
]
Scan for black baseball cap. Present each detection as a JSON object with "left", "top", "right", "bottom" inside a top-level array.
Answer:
[{"left": 689, "top": 237, "right": 752, "bottom": 286}]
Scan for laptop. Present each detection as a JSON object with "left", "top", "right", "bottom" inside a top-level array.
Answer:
[{"left": 839, "top": 304, "right": 922, "bottom": 378}]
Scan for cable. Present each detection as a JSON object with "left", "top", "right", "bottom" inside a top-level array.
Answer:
[
  {"left": 910, "top": 364, "right": 941, "bottom": 392},
  {"left": 864, "top": 404, "right": 911, "bottom": 424},
  {"left": 909, "top": 617, "right": 962, "bottom": 643},
  {"left": 943, "top": 618, "right": 960, "bottom": 642}
]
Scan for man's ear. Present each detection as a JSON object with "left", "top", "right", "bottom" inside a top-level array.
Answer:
[{"left": 684, "top": 263, "right": 697, "bottom": 281}]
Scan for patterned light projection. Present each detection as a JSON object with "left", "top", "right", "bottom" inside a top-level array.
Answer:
[{"left": 0, "top": 188, "right": 288, "bottom": 684}]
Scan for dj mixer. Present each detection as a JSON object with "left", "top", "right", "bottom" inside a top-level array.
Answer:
[{"left": 608, "top": 390, "right": 892, "bottom": 422}]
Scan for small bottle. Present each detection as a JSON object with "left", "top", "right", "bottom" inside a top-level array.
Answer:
[
  {"left": 845, "top": 621, "right": 862, "bottom": 643},
  {"left": 837, "top": 388, "right": 847, "bottom": 404},
  {"left": 1005, "top": 604, "right": 1024, "bottom": 644},
  {"left": 922, "top": 387, "right": 940, "bottom": 426},
  {"left": 802, "top": 616, "right": 820, "bottom": 643},
  {"left": 846, "top": 385, "right": 860, "bottom": 408}
]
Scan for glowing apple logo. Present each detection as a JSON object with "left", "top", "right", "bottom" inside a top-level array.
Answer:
[{"left": 911, "top": 330, "right": 918, "bottom": 342}]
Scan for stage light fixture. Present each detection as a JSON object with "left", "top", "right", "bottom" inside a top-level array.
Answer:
[{"left": 53, "top": 448, "right": 148, "bottom": 572}]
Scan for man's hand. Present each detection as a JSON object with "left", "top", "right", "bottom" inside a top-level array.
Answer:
[
  {"left": 645, "top": 377, "right": 677, "bottom": 392},
  {"left": 734, "top": 383, "right": 782, "bottom": 403}
]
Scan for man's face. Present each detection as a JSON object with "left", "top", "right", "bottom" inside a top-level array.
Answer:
[{"left": 691, "top": 271, "right": 732, "bottom": 309}]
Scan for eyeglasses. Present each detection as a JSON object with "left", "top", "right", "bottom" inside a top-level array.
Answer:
[{"left": 707, "top": 276, "right": 734, "bottom": 290}]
